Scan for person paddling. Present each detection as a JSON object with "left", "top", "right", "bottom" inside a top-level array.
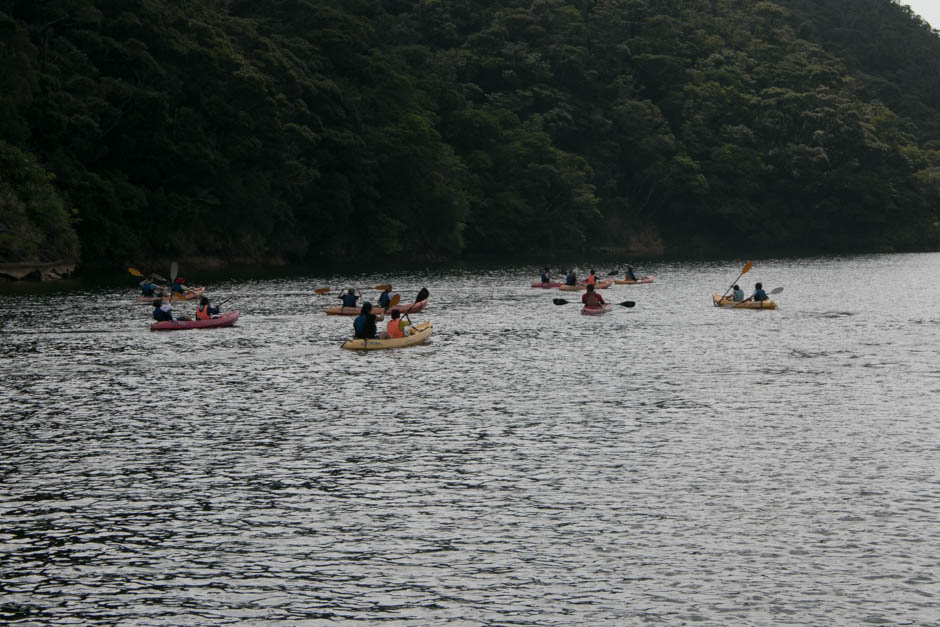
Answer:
[
  {"left": 732, "top": 284, "right": 745, "bottom": 302},
  {"left": 378, "top": 286, "right": 392, "bottom": 309},
  {"left": 340, "top": 288, "right": 360, "bottom": 309},
  {"left": 749, "top": 282, "right": 769, "bottom": 302},
  {"left": 565, "top": 269, "right": 577, "bottom": 286},
  {"left": 353, "top": 302, "right": 379, "bottom": 339},
  {"left": 384, "top": 309, "right": 413, "bottom": 339},
  {"left": 151, "top": 298, "right": 188, "bottom": 322},
  {"left": 626, "top": 265, "right": 639, "bottom": 281},
  {"left": 171, "top": 277, "right": 190, "bottom": 294},
  {"left": 195, "top": 296, "right": 220, "bottom": 320},
  {"left": 581, "top": 283, "right": 606, "bottom": 307},
  {"left": 140, "top": 277, "right": 162, "bottom": 297},
  {"left": 540, "top": 267, "right": 552, "bottom": 285},
  {"left": 585, "top": 269, "right": 597, "bottom": 286}
]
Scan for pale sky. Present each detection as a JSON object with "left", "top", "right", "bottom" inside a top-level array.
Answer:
[{"left": 902, "top": 1, "right": 940, "bottom": 29}]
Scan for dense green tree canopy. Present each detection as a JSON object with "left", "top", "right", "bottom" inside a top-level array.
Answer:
[{"left": 0, "top": 0, "right": 938, "bottom": 267}]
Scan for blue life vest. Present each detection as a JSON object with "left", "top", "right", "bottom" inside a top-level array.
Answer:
[
  {"left": 353, "top": 313, "right": 376, "bottom": 338},
  {"left": 540, "top": 272, "right": 550, "bottom": 283},
  {"left": 379, "top": 292, "right": 391, "bottom": 308},
  {"left": 565, "top": 273, "right": 576, "bottom": 286},
  {"left": 341, "top": 293, "right": 358, "bottom": 307},
  {"left": 754, "top": 289, "right": 768, "bottom": 301}
]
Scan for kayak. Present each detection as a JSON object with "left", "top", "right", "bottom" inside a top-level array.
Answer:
[
  {"left": 712, "top": 294, "right": 778, "bottom": 310},
  {"left": 614, "top": 275, "right": 655, "bottom": 285},
  {"left": 559, "top": 278, "right": 613, "bottom": 291},
  {"left": 137, "top": 286, "right": 206, "bottom": 303},
  {"left": 531, "top": 282, "right": 562, "bottom": 288},
  {"left": 150, "top": 310, "right": 240, "bottom": 331},
  {"left": 581, "top": 303, "right": 613, "bottom": 315},
  {"left": 341, "top": 321, "right": 433, "bottom": 350},
  {"left": 323, "top": 305, "right": 385, "bottom": 320}
]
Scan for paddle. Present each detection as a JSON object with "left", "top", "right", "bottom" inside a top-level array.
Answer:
[
  {"left": 373, "top": 284, "right": 391, "bottom": 291},
  {"left": 387, "top": 293, "right": 401, "bottom": 309},
  {"left": 607, "top": 268, "right": 620, "bottom": 276},
  {"left": 718, "top": 261, "right": 753, "bottom": 304},
  {"left": 314, "top": 287, "right": 331, "bottom": 295},
  {"left": 415, "top": 287, "right": 429, "bottom": 303},
  {"left": 128, "top": 267, "right": 143, "bottom": 277},
  {"left": 553, "top": 298, "right": 635, "bottom": 308}
]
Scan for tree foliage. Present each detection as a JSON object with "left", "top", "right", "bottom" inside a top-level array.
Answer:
[{"left": 0, "top": 0, "right": 938, "bottom": 267}]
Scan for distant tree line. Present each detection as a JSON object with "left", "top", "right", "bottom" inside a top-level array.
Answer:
[{"left": 1, "top": 0, "right": 938, "bottom": 267}]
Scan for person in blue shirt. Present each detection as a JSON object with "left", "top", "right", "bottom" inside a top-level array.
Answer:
[
  {"left": 750, "top": 282, "right": 769, "bottom": 301},
  {"left": 340, "top": 288, "right": 360, "bottom": 308},
  {"left": 732, "top": 284, "right": 745, "bottom": 302},
  {"left": 378, "top": 286, "right": 392, "bottom": 309},
  {"left": 565, "top": 270, "right": 577, "bottom": 286},
  {"left": 353, "top": 302, "right": 379, "bottom": 339},
  {"left": 152, "top": 299, "right": 175, "bottom": 322},
  {"left": 140, "top": 278, "right": 161, "bottom": 297},
  {"left": 626, "top": 265, "right": 639, "bottom": 281},
  {"left": 540, "top": 268, "right": 551, "bottom": 284}
]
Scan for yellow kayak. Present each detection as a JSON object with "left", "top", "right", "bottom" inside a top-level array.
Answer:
[
  {"left": 341, "top": 321, "right": 433, "bottom": 350},
  {"left": 712, "top": 294, "right": 778, "bottom": 309}
]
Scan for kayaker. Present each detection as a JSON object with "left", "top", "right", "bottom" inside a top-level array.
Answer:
[
  {"left": 749, "top": 282, "right": 769, "bottom": 301},
  {"left": 626, "top": 265, "right": 639, "bottom": 281},
  {"left": 140, "top": 278, "right": 161, "bottom": 297},
  {"left": 540, "top": 268, "right": 551, "bottom": 284},
  {"left": 171, "top": 277, "right": 189, "bottom": 294},
  {"left": 385, "top": 309, "right": 413, "bottom": 339},
  {"left": 378, "top": 286, "right": 392, "bottom": 309},
  {"left": 353, "top": 302, "right": 379, "bottom": 339},
  {"left": 565, "top": 270, "right": 577, "bottom": 286},
  {"left": 151, "top": 299, "right": 184, "bottom": 322},
  {"left": 586, "top": 269, "right": 597, "bottom": 285},
  {"left": 732, "top": 284, "right": 745, "bottom": 302},
  {"left": 340, "top": 288, "right": 360, "bottom": 308},
  {"left": 581, "top": 284, "right": 606, "bottom": 307},
  {"left": 195, "top": 296, "right": 220, "bottom": 320}
]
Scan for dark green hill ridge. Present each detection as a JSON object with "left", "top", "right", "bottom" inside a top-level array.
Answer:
[{"left": 1, "top": 0, "right": 938, "bottom": 269}]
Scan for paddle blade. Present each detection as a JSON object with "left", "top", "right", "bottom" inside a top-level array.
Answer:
[
  {"left": 314, "top": 287, "right": 331, "bottom": 295},
  {"left": 553, "top": 298, "right": 569, "bottom": 305},
  {"left": 770, "top": 287, "right": 783, "bottom": 295},
  {"left": 152, "top": 273, "right": 167, "bottom": 283},
  {"left": 128, "top": 267, "right": 143, "bottom": 277},
  {"left": 388, "top": 293, "right": 401, "bottom": 307},
  {"left": 415, "top": 287, "right": 429, "bottom": 303},
  {"left": 170, "top": 261, "right": 179, "bottom": 282},
  {"left": 373, "top": 284, "right": 391, "bottom": 291},
  {"left": 607, "top": 269, "right": 618, "bottom": 276},
  {"left": 742, "top": 261, "right": 753, "bottom": 274},
  {"left": 618, "top": 301, "right": 636, "bottom": 308}
]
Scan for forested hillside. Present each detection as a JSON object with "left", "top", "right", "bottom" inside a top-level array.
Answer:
[{"left": 1, "top": 0, "right": 939, "bottom": 268}]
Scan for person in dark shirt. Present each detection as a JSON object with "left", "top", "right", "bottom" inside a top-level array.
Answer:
[
  {"left": 750, "top": 282, "right": 769, "bottom": 301},
  {"left": 353, "top": 303, "right": 379, "bottom": 339},
  {"left": 341, "top": 288, "right": 360, "bottom": 308}
]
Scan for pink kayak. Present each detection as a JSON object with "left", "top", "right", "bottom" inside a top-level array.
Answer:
[
  {"left": 614, "top": 275, "right": 655, "bottom": 285},
  {"left": 150, "top": 310, "right": 239, "bottom": 331},
  {"left": 375, "top": 298, "right": 429, "bottom": 316},
  {"left": 323, "top": 305, "right": 385, "bottom": 320},
  {"left": 581, "top": 303, "right": 613, "bottom": 315},
  {"left": 531, "top": 282, "right": 562, "bottom": 288}
]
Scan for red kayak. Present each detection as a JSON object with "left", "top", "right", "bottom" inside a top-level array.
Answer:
[
  {"left": 581, "top": 303, "right": 613, "bottom": 315},
  {"left": 150, "top": 310, "right": 239, "bottom": 331},
  {"left": 375, "top": 298, "right": 429, "bottom": 316},
  {"left": 531, "top": 282, "right": 562, "bottom": 288}
]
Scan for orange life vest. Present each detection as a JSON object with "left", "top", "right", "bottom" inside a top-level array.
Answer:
[
  {"left": 387, "top": 319, "right": 404, "bottom": 338},
  {"left": 196, "top": 305, "right": 211, "bottom": 320},
  {"left": 586, "top": 274, "right": 596, "bottom": 285}
]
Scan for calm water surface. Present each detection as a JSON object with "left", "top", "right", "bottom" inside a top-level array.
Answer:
[{"left": 1, "top": 254, "right": 939, "bottom": 625}]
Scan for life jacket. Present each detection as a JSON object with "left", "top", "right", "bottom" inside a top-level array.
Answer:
[
  {"left": 196, "top": 305, "right": 211, "bottom": 320},
  {"left": 586, "top": 274, "right": 596, "bottom": 285},
  {"left": 387, "top": 319, "right": 404, "bottom": 338},
  {"left": 341, "top": 294, "right": 358, "bottom": 308}
]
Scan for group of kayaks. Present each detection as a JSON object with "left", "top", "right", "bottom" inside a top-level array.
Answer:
[
  {"left": 325, "top": 286, "right": 433, "bottom": 351},
  {"left": 532, "top": 262, "right": 781, "bottom": 314}
]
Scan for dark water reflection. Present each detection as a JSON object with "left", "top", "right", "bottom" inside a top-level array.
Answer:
[{"left": 2, "top": 254, "right": 939, "bottom": 624}]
